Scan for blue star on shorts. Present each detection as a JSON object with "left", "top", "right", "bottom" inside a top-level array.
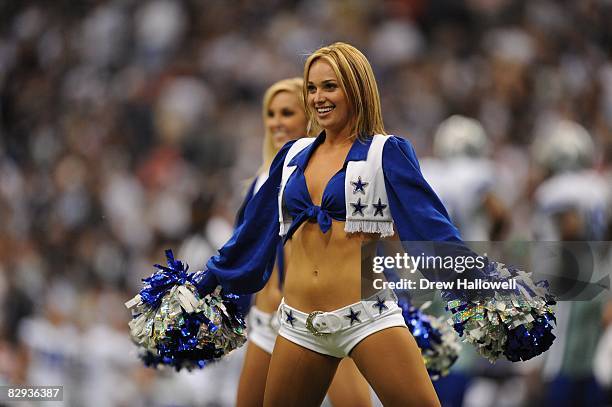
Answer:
[
  {"left": 345, "top": 308, "right": 361, "bottom": 326},
  {"left": 285, "top": 310, "right": 296, "bottom": 327},
  {"left": 373, "top": 296, "right": 388, "bottom": 314}
]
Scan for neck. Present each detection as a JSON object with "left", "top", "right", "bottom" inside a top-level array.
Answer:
[{"left": 324, "top": 126, "right": 355, "bottom": 147}]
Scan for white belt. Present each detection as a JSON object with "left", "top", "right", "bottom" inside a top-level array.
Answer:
[{"left": 278, "top": 289, "right": 397, "bottom": 336}]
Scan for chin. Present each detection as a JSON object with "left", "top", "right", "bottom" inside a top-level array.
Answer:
[
  {"left": 321, "top": 122, "right": 341, "bottom": 133},
  {"left": 317, "top": 119, "right": 333, "bottom": 129}
]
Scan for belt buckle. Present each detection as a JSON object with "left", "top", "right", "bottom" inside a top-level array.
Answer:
[{"left": 305, "top": 311, "right": 331, "bottom": 337}]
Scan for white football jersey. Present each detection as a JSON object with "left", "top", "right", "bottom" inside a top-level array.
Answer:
[
  {"left": 421, "top": 157, "right": 496, "bottom": 240},
  {"left": 533, "top": 170, "right": 610, "bottom": 240}
]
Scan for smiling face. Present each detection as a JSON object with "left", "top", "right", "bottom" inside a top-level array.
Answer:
[
  {"left": 307, "top": 59, "right": 351, "bottom": 137},
  {"left": 266, "top": 90, "right": 307, "bottom": 150}
]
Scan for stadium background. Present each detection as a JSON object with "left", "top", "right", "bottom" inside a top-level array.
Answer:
[{"left": 0, "top": 1, "right": 611, "bottom": 406}]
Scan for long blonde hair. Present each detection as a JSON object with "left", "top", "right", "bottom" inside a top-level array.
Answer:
[
  {"left": 303, "top": 42, "right": 386, "bottom": 141},
  {"left": 260, "top": 77, "right": 305, "bottom": 172}
]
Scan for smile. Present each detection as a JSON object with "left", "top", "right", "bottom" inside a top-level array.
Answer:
[{"left": 316, "top": 106, "right": 335, "bottom": 115}]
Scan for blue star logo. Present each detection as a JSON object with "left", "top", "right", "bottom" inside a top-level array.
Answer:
[
  {"left": 350, "top": 198, "right": 367, "bottom": 217},
  {"left": 373, "top": 296, "right": 388, "bottom": 314},
  {"left": 285, "top": 310, "right": 295, "bottom": 327},
  {"left": 373, "top": 198, "right": 387, "bottom": 217},
  {"left": 344, "top": 308, "right": 361, "bottom": 326},
  {"left": 351, "top": 177, "right": 368, "bottom": 194}
]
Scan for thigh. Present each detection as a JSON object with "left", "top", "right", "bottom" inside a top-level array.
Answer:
[
  {"left": 236, "top": 342, "right": 271, "bottom": 407},
  {"left": 327, "top": 358, "right": 372, "bottom": 407},
  {"left": 350, "top": 327, "right": 440, "bottom": 407},
  {"left": 264, "top": 335, "right": 340, "bottom": 407}
]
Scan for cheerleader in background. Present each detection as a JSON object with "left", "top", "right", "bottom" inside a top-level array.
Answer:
[{"left": 235, "top": 77, "right": 372, "bottom": 407}]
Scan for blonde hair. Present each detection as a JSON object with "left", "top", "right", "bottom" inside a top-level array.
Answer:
[
  {"left": 303, "top": 42, "right": 386, "bottom": 140},
  {"left": 260, "top": 77, "right": 305, "bottom": 171}
]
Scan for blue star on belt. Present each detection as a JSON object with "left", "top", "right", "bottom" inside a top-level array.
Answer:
[
  {"left": 373, "top": 198, "right": 387, "bottom": 217},
  {"left": 345, "top": 308, "right": 361, "bottom": 326},
  {"left": 285, "top": 310, "right": 295, "bottom": 327},
  {"left": 350, "top": 198, "right": 367, "bottom": 216},
  {"left": 351, "top": 177, "right": 368, "bottom": 194},
  {"left": 373, "top": 296, "right": 388, "bottom": 314}
]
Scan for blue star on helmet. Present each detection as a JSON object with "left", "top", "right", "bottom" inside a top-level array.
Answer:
[
  {"left": 285, "top": 310, "right": 295, "bottom": 327},
  {"left": 373, "top": 198, "right": 387, "bottom": 217},
  {"left": 350, "top": 198, "right": 367, "bottom": 217},
  {"left": 373, "top": 296, "right": 388, "bottom": 314},
  {"left": 351, "top": 177, "right": 369, "bottom": 194},
  {"left": 345, "top": 308, "right": 361, "bottom": 326}
]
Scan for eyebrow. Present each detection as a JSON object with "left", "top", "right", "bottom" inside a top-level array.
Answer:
[{"left": 307, "top": 79, "right": 337, "bottom": 85}]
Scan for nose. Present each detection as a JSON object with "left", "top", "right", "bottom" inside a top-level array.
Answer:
[
  {"left": 312, "top": 88, "right": 325, "bottom": 105},
  {"left": 268, "top": 113, "right": 281, "bottom": 129}
]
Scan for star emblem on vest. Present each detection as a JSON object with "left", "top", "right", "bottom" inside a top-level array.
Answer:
[
  {"left": 373, "top": 296, "right": 388, "bottom": 314},
  {"left": 373, "top": 198, "right": 387, "bottom": 217},
  {"left": 285, "top": 310, "right": 295, "bottom": 327},
  {"left": 350, "top": 198, "right": 367, "bottom": 216},
  {"left": 351, "top": 177, "right": 368, "bottom": 194},
  {"left": 345, "top": 308, "right": 361, "bottom": 326}
]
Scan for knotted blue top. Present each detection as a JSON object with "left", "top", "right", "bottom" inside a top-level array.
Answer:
[{"left": 197, "top": 132, "right": 461, "bottom": 295}]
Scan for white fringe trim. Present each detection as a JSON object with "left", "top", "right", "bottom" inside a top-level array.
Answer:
[{"left": 345, "top": 220, "right": 394, "bottom": 237}]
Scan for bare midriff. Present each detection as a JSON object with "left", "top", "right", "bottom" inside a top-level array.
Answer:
[
  {"left": 283, "top": 219, "right": 385, "bottom": 312},
  {"left": 254, "top": 265, "right": 283, "bottom": 313}
]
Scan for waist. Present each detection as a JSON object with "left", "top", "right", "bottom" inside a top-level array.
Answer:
[
  {"left": 277, "top": 289, "right": 399, "bottom": 335},
  {"left": 283, "top": 221, "right": 365, "bottom": 309},
  {"left": 285, "top": 221, "right": 387, "bottom": 308},
  {"left": 254, "top": 287, "right": 283, "bottom": 313}
]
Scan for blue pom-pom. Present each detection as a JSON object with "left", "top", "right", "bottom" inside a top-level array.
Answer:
[
  {"left": 503, "top": 313, "right": 556, "bottom": 362},
  {"left": 398, "top": 297, "right": 460, "bottom": 379},
  {"left": 126, "top": 250, "right": 247, "bottom": 371},
  {"left": 139, "top": 250, "right": 191, "bottom": 308},
  {"left": 444, "top": 261, "right": 557, "bottom": 363}
]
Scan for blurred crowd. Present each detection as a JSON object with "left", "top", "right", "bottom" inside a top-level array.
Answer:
[{"left": 0, "top": 0, "right": 611, "bottom": 406}]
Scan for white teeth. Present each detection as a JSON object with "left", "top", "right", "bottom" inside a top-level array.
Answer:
[{"left": 317, "top": 106, "right": 334, "bottom": 114}]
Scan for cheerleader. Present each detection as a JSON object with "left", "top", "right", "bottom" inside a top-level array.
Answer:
[
  {"left": 199, "top": 43, "right": 449, "bottom": 406},
  {"left": 236, "top": 78, "right": 371, "bottom": 407},
  {"left": 166, "top": 42, "right": 553, "bottom": 406}
]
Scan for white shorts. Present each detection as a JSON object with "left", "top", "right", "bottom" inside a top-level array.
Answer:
[
  {"left": 277, "top": 289, "right": 406, "bottom": 358},
  {"left": 247, "top": 305, "right": 280, "bottom": 355}
]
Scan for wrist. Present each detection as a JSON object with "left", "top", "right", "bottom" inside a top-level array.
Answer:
[{"left": 195, "top": 271, "right": 218, "bottom": 296}]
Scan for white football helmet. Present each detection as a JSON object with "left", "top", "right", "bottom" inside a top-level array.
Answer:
[
  {"left": 532, "top": 119, "right": 594, "bottom": 173},
  {"left": 433, "top": 115, "right": 490, "bottom": 159}
]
